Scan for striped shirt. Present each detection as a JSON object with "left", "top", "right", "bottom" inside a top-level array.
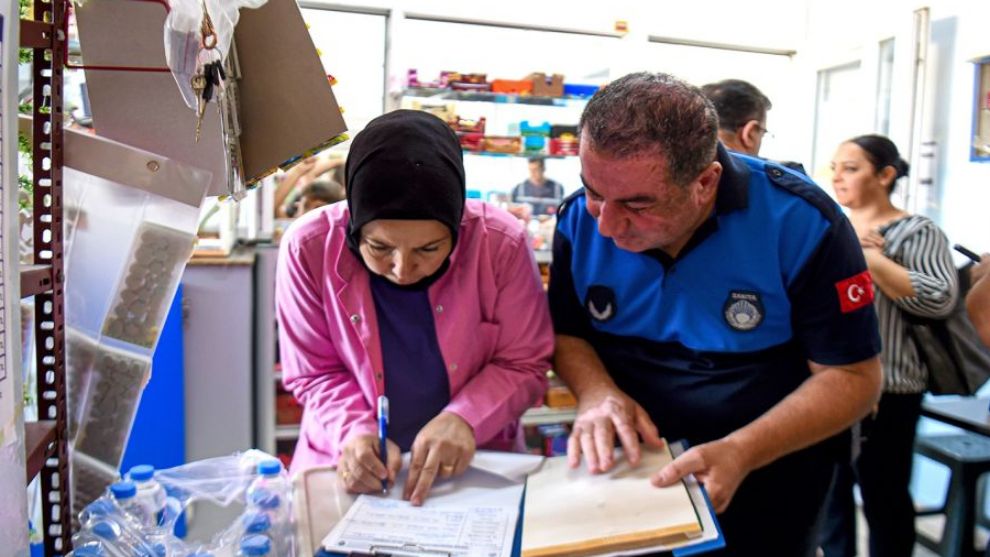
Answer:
[{"left": 876, "top": 215, "right": 958, "bottom": 393}]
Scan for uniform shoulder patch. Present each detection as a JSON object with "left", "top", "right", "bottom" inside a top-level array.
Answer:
[{"left": 835, "top": 271, "right": 874, "bottom": 313}]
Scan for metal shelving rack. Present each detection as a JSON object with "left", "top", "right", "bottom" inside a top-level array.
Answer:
[{"left": 20, "top": 0, "right": 70, "bottom": 554}]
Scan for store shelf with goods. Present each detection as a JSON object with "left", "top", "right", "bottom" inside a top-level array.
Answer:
[
  {"left": 402, "top": 87, "right": 591, "bottom": 108},
  {"left": 463, "top": 150, "right": 576, "bottom": 159},
  {"left": 401, "top": 86, "right": 586, "bottom": 210}
]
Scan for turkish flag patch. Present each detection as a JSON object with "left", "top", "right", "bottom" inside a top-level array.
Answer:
[{"left": 835, "top": 271, "right": 874, "bottom": 313}]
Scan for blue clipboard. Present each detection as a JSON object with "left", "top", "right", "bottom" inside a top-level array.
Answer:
[{"left": 671, "top": 439, "right": 725, "bottom": 556}]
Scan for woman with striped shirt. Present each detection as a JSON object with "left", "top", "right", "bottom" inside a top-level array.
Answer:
[{"left": 820, "top": 134, "right": 958, "bottom": 557}]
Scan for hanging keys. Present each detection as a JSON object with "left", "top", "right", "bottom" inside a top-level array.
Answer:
[{"left": 191, "top": 72, "right": 207, "bottom": 142}]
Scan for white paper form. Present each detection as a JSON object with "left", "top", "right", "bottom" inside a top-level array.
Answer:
[{"left": 321, "top": 452, "right": 541, "bottom": 557}]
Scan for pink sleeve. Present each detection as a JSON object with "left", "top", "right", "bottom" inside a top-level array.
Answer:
[
  {"left": 444, "top": 233, "right": 552, "bottom": 444},
  {"left": 275, "top": 236, "right": 376, "bottom": 461}
]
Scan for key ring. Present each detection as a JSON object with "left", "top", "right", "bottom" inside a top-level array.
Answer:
[{"left": 200, "top": 1, "right": 218, "bottom": 50}]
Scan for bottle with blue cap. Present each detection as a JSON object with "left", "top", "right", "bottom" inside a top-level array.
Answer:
[
  {"left": 128, "top": 464, "right": 167, "bottom": 528},
  {"left": 240, "top": 510, "right": 272, "bottom": 535},
  {"left": 236, "top": 534, "right": 272, "bottom": 557},
  {"left": 245, "top": 460, "right": 293, "bottom": 557},
  {"left": 88, "top": 519, "right": 132, "bottom": 557},
  {"left": 110, "top": 480, "right": 152, "bottom": 527},
  {"left": 79, "top": 498, "right": 117, "bottom": 526}
]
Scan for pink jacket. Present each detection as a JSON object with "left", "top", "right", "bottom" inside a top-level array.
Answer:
[{"left": 276, "top": 200, "right": 552, "bottom": 472}]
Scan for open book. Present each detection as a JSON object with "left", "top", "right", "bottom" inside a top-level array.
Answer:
[{"left": 522, "top": 443, "right": 719, "bottom": 557}]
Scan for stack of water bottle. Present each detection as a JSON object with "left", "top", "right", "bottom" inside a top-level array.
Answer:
[{"left": 68, "top": 456, "right": 295, "bottom": 557}]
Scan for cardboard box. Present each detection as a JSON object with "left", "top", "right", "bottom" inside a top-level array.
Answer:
[
  {"left": 492, "top": 79, "right": 533, "bottom": 95},
  {"left": 529, "top": 73, "right": 565, "bottom": 97}
]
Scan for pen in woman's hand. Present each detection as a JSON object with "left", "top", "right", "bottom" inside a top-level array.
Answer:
[{"left": 378, "top": 395, "right": 389, "bottom": 494}]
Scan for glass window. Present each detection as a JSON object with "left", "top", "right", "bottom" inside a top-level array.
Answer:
[
  {"left": 875, "top": 38, "right": 895, "bottom": 136},
  {"left": 811, "top": 62, "right": 862, "bottom": 184},
  {"left": 302, "top": 8, "right": 387, "bottom": 134}
]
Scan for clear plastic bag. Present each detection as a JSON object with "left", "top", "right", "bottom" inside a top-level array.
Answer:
[
  {"left": 165, "top": 0, "right": 269, "bottom": 109},
  {"left": 68, "top": 451, "right": 295, "bottom": 557}
]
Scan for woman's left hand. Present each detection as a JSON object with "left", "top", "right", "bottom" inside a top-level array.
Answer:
[
  {"left": 403, "top": 412, "right": 476, "bottom": 506},
  {"left": 860, "top": 229, "right": 885, "bottom": 251}
]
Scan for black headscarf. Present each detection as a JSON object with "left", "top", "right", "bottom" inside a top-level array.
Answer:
[{"left": 344, "top": 110, "right": 466, "bottom": 288}]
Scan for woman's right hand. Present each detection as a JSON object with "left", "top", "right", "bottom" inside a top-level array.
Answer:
[{"left": 338, "top": 434, "right": 401, "bottom": 494}]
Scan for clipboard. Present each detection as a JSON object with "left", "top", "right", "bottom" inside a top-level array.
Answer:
[{"left": 297, "top": 452, "right": 543, "bottom": 557}]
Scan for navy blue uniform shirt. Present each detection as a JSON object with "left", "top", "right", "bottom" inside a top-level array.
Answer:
[
  {"left": 370, "top": 274, "right": 451, "bottom": 451},
  {"left": 548, "top": 145, "right": 881, "bottom": 449}
]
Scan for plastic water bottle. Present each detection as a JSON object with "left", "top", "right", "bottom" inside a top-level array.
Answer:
[
  {"left": 128, "top": 464, "right": 167, "bottom": 527},
  {"left": 245, "top": 460, "right": 293, "bottom": 556},
  {"left": 236, "top": 535, "right": 271, "bottom": 557},
  {"left": 79, "top": 499, "right": 117, "bottom": 526},
  {"left": 89, "top": 520, "right": 130, "bottom": 557},
  {"left": 240, "top": 511, "right": 272, "bottom": 535},
  {"left": 110, "top": 481, "right": 152, "bottom": 527}
]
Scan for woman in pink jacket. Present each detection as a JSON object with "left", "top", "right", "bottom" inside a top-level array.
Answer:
[{"left": 275, "top": 110, "right": 553, "bottom": 505}]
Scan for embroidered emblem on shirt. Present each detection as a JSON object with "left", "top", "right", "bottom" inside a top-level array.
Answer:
[
  {"left": 723, "top": 291, "right": 765, "bottom": 331},
  {"left": 585, "top": 285, "right": 617, "bottom": 323},
  {"left": 835, "top": 271, "right": 874, "bottom": 313}
]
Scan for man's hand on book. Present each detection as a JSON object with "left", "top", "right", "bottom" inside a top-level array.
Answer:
[
  {"left": 649, "top": 437, "right": 750, "bottom": 513},
  {"left": 567, "top": 386, "right": 664, "bottom": 473}
]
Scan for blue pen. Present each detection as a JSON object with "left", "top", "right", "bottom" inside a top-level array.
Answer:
[{"left": 377, "top": 395, "right": 389, "bottom": 494}]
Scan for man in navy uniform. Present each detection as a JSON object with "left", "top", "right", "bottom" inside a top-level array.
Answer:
[{"left": 548, "top": 72, "right": 882, "bottom": 557}]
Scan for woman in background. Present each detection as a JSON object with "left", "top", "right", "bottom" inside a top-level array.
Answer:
[
  {"left": 820, "top": 134, "right": 958, "bottom": 557},
  {"left": 275, "top": 110, "right": 552, "bottom": 505}
]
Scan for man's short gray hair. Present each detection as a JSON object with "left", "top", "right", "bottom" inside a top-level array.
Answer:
[{"left": 579, "top": 72, "right": 719, "bottom": 186}]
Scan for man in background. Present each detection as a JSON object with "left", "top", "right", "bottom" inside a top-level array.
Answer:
[
  {"left": 512, "top": 157, "right": 565, "bottom": 215},
  {"left": 701, "top": 78, "right": 806, "bottom": 174}
]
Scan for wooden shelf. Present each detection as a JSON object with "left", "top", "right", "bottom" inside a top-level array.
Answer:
[
  {"left": 20, "top": 264, "right": 53, "bottom": 298},
  {"left": 24, "top": 420, "right": 57, "bottom": 483}
]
